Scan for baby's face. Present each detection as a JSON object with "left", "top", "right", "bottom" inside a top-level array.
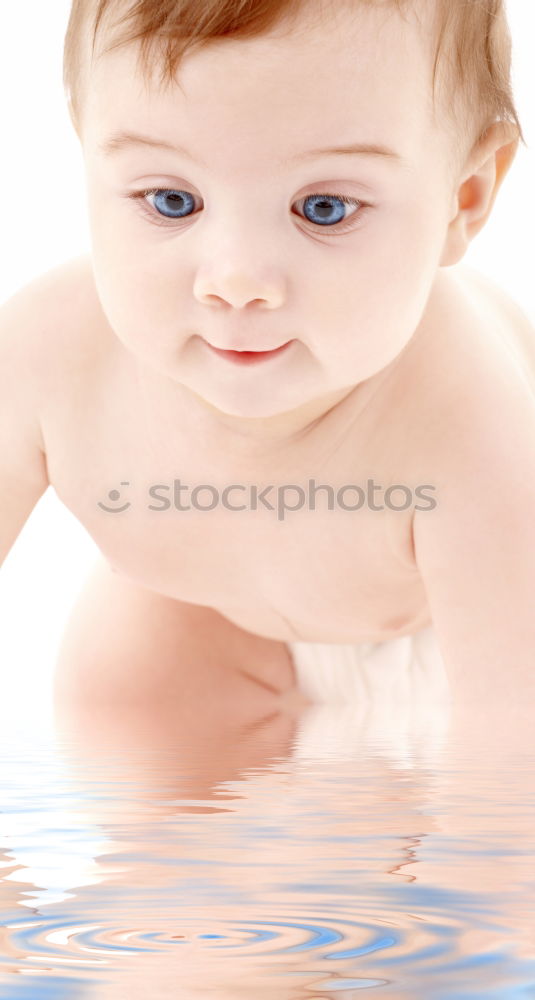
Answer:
[{"left": 80, "top": 1, "right": 458, "bottom": 420}]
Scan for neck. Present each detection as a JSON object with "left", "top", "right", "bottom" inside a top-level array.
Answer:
[{"left": 186, "top": 383, "right": 359, "bottom": 451}]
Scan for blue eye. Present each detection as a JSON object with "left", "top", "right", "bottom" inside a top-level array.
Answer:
[
  {"left": 129, "top": 187, "right": 364, "bottom": 232},
  {"left": 150, "top": 189, "right": 196, "bottom": 218},
  {"left": 300, "top": 193, "right": 355, "bottom": 226}
]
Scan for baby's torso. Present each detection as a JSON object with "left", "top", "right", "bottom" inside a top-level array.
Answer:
[{"left": 38, "top": 256, "right": 535, "bottom": 643}]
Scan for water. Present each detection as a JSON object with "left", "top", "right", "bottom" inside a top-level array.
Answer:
[{"left": 0, "top": 697, "right": 534, "bottom": 999}]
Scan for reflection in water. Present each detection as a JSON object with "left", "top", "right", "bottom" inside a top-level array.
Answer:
[{"left": 0, "top": 671, "right": 534, "bottom": 999}]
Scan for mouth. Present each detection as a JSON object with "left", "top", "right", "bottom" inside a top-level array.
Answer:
[{"left": 204, "top": 340, "right": 294, "bottom": 365}]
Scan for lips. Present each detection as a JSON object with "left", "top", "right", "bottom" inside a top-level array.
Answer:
[{"left": 205, "top": 340, "right": 293, "bottom": 365}]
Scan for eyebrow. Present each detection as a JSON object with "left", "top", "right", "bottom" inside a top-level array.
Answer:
[{"left": 98, "top": 130, "right": 404, "bottom": 165}]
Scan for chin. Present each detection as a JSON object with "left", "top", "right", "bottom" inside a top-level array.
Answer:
[
  {"left": 189, "top": 383, "right": 299, "bottom": 419},
  {"left": 208, "top": 397, "right": 293, "bottom": 419}
]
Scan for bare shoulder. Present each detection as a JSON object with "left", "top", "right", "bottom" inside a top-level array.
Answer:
[
  {"left": 1, "top": 252, "right": 95, "bottom": 322},
  {"left": 0, "top": 254, "right": 124, "bottom": 492},
  {"left": 452, "top": 262, "right": 534, "bottom": 326},
  {"left": 0, "top": 254, "right": 117, "bottom": 434},
  {"left": 410, "top": 262, "right": 533, "bottom": 399},
  {"left": 409, "top": 268, "right": 535, "bottom": 680},
  {"left": 449, "top": 263, "right": 535, "bottom": 386},
  {"left": 450, "top": 264, "right": 535, "bottom": 427},
  {"left": 391, "top": 263, "right": 535, "bottom": 486},
  {"left": 0, "top": 252, "right": 110, "bottom": 374}
]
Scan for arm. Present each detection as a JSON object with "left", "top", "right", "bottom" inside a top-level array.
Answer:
[
  {"left": 412, "top": 374, "right": 535, "bottom": 721},
  {"left": 0, "top": 287, "right": 50, "bottom": 567}
]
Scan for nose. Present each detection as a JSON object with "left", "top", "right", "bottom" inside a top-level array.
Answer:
[
  {"left": 194, "top": 270, "right": 286, "bottom": 310},
  {"left": 193, "top": 236, "right": 287, "bottom": 310}
]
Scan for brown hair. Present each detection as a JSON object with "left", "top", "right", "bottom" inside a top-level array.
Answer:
[{"left": 63, "top": 0, "right": 524, "bottom": 155}]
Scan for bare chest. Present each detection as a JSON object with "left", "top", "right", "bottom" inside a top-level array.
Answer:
[{"left": 45, "top": 368, "right": 428, "bottom": 643}]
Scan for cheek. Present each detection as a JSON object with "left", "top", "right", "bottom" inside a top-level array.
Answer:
[
  {"left": 310, "top": 209, "right": 444, "bottom": 371},
  {"left": 363, "top": 195, "right": 448, "bottom": 313},
  {"left": 312, "top": 206, "right": 442, "bottom": 326},
  {"left": 89, "top": 254, "right": 165, "bottom": 358}
]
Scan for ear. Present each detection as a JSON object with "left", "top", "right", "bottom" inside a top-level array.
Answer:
[{"left": 440, "top": 122, "right": 519, "bottom": 267}]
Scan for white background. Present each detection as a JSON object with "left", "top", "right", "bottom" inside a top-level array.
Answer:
[{"left": 0, "top": 1, "right": 533, "bottom": 732}]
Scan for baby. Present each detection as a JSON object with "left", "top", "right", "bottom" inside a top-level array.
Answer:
[{"left": 1, "top": 0, "right": 535, "bottom": 727}]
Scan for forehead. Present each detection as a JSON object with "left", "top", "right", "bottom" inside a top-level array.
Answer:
[{"left": 83, "top": 1, "right": 440, "bottom": 164}]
